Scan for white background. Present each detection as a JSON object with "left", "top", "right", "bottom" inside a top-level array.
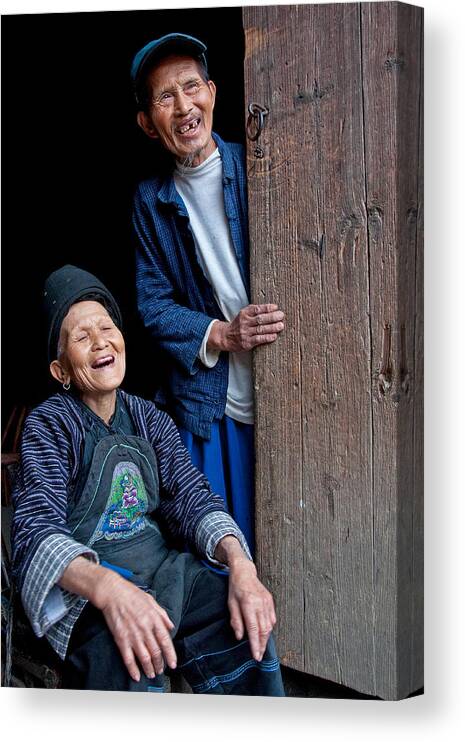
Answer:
[{"left": 1, "top": 0, "right": 464, "bottom": 739}]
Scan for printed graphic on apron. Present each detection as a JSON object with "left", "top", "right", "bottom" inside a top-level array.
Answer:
[{"left": 94, "top": 461, "right": 149, "bottom": 541}]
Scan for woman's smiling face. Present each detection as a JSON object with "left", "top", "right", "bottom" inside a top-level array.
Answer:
[{"left": 52, "top": 301, "right": 126, "bottom": 401}]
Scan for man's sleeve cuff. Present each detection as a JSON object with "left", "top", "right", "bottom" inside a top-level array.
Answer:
[
  {"left": 198, "top": 320, "right": 221, "bottom": 368},
  {"left": 194, "top": 511, "right": 252, "bottom": 568},
  {"left": 21, "top": 533, "right": 99, "bottom": 637}
]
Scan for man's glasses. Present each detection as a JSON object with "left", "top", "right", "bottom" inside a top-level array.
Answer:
[{"left": 151, "top": 79, "right": 206, "bottom": 109}]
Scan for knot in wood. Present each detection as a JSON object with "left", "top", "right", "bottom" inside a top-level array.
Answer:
[{"left": 384, "top": 56, "right": 405, "bottom": 72}]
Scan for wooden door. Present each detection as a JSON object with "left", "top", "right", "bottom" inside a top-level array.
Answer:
[{"left": 243, "top": 1, "right": 423, "bottom": 700}]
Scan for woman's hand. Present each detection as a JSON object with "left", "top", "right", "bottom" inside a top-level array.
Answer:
[
  {"left": 214, "top": 536, "right": 277, "bottom": 661},
  {"left": 228, "top": 558, "right": 276, "bottom": 662},
  {"left": 95, "top": 570, "right": 176, "bottom": 681},
  {"left": 59, "top": 556, "right": 177, "bottom": 682}
]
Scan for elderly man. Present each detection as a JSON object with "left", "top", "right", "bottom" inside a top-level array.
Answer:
[
  {"left": 131, "top": 33, "right": 285, "bottom": 554},
  {"left": 11, "top": 264, "right": 284, "bottom": 695}
]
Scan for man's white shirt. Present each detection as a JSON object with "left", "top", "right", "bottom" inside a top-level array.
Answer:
[{"left": 174, "top": 148, "right": 253, "bottom": 425}]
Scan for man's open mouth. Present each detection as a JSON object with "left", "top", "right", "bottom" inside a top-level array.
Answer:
[
  {"left": 91, "top": 355, "right": 115, "bottom": 370},
  {"left": 177, "top": 118, "right": 201, "bottom": 135}
]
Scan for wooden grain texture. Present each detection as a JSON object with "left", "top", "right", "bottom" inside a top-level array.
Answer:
[
  {"left": 295, "top": 2, "right": 375, "bottom": 693},
  {"left": 244, "top": 3, "right": 305, "bottom": 669},
  {"left": 243, "top": 2, "right": 423, "bottom": 700},
  {"left": 361, "top": 1, "right": 423, "bottom": 699},
  {"left": 412, "top": 6, "right": 424, "bottom": 695}
]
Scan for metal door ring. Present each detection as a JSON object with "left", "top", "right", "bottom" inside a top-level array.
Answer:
[{"left": 247, "top": 103, "right": 269, "bottom": 142}]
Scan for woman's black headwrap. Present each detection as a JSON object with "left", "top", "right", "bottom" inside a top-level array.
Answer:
[{"left": 43, "top": 265, "right": 123, "bottom": 363}]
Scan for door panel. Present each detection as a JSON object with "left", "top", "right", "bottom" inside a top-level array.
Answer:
[{"left": 243, "top": 2, "right": 423, "bottom": 700}]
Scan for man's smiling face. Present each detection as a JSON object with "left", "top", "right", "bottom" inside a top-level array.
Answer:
[{"left": 138, "top": 55, "right": 217, "bottom": 167}]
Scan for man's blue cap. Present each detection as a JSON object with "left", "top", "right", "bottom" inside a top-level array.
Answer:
[{"left": 131, "top": 33, "right": 208, "bottom": 106}]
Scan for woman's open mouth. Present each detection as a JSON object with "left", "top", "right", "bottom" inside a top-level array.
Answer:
[{"left": 91, "top": 355, "right": 115, "bottom": 370}]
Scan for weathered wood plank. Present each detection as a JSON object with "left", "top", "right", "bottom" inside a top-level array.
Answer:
[
  {"left": 292, "top": 2, "right": 374, "bottom": 692},
  {"left": 243, "top": 4, "right": 305, "bottom": 670},
  {"left": 412, "top": 6, "right": 424, "bottom": 695},
  {"left": 361, "top": 0, "right": 423, "bottom": 699}
]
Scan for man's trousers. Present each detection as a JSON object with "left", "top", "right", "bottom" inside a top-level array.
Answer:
[{"left": 179, "top": 415, "right": 255, "bottom": 555}]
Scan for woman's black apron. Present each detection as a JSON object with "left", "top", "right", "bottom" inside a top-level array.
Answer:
[
  {"left": 67, "top": 396, "right": 206, "bottom": 633},
  {"left": 63, "top": 394, "right": 284, "bottom": 695}
]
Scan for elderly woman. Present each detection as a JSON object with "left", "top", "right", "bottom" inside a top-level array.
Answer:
[{"left": 11, "top": 265, "right": 284, "bottom": 695}]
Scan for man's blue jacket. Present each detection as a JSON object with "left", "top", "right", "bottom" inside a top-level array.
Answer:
[{"left": 133, "top": 133, "right": 250, "bottom": 440}]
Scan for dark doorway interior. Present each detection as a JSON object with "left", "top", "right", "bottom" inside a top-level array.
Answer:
[{"left": 2, "top": 7, "right": 245, "bottom": 416}]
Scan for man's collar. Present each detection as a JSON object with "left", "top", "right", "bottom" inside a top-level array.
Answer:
[
  {"left": 212, "top": 132, "right": 234, "bottom": 181},
  {"left": 157, "top": 175, "right": 184, "bottom": 209}
]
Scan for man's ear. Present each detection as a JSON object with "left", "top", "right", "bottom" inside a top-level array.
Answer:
[
  {"left": 50, "top": 359, "right": 69, "bottom": 386},
  {"left": 208, "top": 79, "right": 217, "bottom": 110},
  {"left": 137, "top": 111, "right": 159, "bottom": 140}
]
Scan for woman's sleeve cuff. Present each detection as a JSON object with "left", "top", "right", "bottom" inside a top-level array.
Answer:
[
  {"left": 21, "top": 533, "right": 99, "bottom": 637},
  {"left": 194, "top": 510, "right": 252, "bottom": 568}
]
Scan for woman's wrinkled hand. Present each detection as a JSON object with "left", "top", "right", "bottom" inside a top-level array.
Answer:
[
  {"left": 213, "top": 536, "right": 277, "bottom": 662},
  {"left": 94, "top": 570, "right": 177, "bottom": 682},
  {"left": 58, "top": 557, "right": 176, "bottom": 683},
  {"left": 227, "top": 558, "right": 277, "bottom": 662}
]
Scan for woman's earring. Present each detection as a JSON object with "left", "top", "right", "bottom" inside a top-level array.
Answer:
[{"left": 63, "top": 381, "right": 71, "bottom": 391}]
